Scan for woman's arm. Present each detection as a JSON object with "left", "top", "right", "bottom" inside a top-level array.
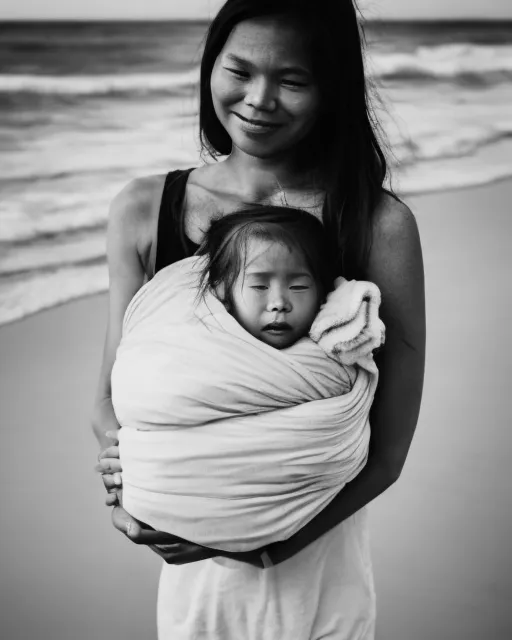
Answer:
[
  {"left": 93, "top": 176, "right": 232, "bottom": 563},
  {"left": 91, "top": 178, "right": 154, "bottom": 449},
  {"left": 266, "top": 195, "right": 426, "bottom": 565}
]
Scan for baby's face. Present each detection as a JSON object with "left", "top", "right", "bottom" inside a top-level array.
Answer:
[{"left": 230, "top": 238, "right": 322, "bottom": 349}]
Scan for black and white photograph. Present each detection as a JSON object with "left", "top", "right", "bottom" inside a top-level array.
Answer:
[{"left": 0, "top": 1, "right": 511, "bottom": 639}]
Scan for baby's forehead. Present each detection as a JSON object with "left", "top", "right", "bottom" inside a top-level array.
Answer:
[{"left": 243, "top": 238, "right": 312, "bottom": 275}]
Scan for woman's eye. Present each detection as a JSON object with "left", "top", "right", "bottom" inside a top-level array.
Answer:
[
  {"left": 225, "top": 67, "right": 249, "bottom": 79},
  {"left": 250, "top": 285, "right": 268, "bottom": 291},
  {"left": 282, "top": 79, "right": 308, "bottom": 88},
  {"left": 290, "top": 285, "right": 310, "bottom": 291}
]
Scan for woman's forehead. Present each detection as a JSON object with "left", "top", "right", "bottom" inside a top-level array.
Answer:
[{"left": 221, "top": 18, "right": 312, "bottom": 70}]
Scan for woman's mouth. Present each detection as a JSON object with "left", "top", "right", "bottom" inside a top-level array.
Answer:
[{"left": 233, "top": 112, "right": 282, "bottom": 134}]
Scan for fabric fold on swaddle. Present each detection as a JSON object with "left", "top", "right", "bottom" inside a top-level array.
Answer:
[{"left": 111, "top": 256, "right": 384, "bottom": 552}]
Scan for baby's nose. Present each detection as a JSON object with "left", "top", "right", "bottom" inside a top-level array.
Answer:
[{"left": 268, "top": 291, "right": 291, "bottom": 312}]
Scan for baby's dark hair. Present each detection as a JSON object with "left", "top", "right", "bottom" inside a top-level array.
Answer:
[{"left": 197, "top": 205, "right": 336, "bottom": 308}]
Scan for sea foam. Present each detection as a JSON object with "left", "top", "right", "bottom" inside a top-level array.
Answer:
[
  {"left": 0, "top": 69, "right": 200, "bottom": 96},
  {"left": 371, "top": 43, "right": 512, "bottom": 83},
  {"left": 2, "top": 43, "right": 512, "bottom": 98}
]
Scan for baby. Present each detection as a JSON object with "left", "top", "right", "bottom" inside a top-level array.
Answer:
[
  {"left": 196, "top": 204, "right": 336, "bottom": 349},
  {"left": 112, "top": 205, "right": 382, "bottom": 552}
]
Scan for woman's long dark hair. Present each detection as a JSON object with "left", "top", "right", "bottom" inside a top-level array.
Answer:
[{"left": 199, "top": 0, "right": 394, "bottom": 280}]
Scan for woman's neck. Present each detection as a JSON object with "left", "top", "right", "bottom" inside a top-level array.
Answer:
[{"left": 221, "top": 148, "right": 314, "bottom": 201}]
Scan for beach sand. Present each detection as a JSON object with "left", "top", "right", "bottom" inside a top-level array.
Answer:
[{"left": 0, "top": 180, "right": 511, "bottom": 640}]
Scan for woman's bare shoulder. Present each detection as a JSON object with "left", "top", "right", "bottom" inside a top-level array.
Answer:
[
  {"left": 110, "top": 174, "right": 166, "bottom": 226},
  {"left": 368, "top": 192, "right": 421, "bottom": 273},
  {"left": 108, "top": 174, "right": 167, "bottom": 262},
  {"left": 368, "top": 191, "right": 425, "bottom": 339},
  {"left": 372, "top": 192, "right": 417, "bottom": 242}
]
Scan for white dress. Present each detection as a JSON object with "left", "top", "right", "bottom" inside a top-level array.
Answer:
[{"left": 157, "top": 508, "right": 376, "bottom": 640}]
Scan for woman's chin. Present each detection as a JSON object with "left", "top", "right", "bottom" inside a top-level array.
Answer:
[{"left": 229, "top": 130, "right": 291, "bottom": 161}]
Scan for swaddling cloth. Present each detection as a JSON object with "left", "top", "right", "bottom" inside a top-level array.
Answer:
[{"left": 111, "top": 256, "right": 383, "bottom": 552}]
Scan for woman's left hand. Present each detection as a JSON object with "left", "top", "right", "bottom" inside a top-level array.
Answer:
[{"left": 111, "top": 506, "right": 263, "bottom": 567}]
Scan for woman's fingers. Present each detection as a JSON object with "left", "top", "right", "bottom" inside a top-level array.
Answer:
[
  {"left": 105, "top": 492, "right": 119, "bottom": 507},
  {"left": 95, "top": 457, "right": 122, "bottom": 474},
  {"left": 111, "top": 506, "right": 186, "bottom": 545},
  {"left": 112, "top": 506, "right": 140, "bottom": 539},
  {"left": 97, "top": 445, "right": 119, "bottom": 460},
  {"left": 102, "top": 473, "right": 122, "bottom": 493},
  {"left": 110, "top": 507, "right": 220, "bottom": 564}
]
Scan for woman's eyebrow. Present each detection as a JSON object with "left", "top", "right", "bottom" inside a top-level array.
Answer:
[
  {"left": 224, "top": 53, "right": 250, "bottom": 67},
  {"left": 225, "top": 53, "right": 310, "bottom": 76}
]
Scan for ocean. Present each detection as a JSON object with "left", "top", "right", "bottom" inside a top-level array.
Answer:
[{"left": 1, "top": 19, "right": 511, "bottom": 325}]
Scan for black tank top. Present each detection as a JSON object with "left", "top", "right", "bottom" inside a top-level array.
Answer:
[{"left": 154, "top": 169, "right": 199, "bottom": 274}]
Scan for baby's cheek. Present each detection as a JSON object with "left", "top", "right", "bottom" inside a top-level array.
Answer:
[{"left": 308, "top": 298, "right": 322, "bottom": 323}]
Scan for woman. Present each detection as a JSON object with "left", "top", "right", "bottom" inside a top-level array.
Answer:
[{"left": 93, "top": 0, "right": 425, "bottom": 637}]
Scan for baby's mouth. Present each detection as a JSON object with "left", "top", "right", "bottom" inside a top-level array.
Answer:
[{"left": 263, "top": 322, "right": 292, "bottom": 333}]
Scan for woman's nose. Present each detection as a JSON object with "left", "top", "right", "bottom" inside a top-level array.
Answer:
[{"left": 244, "top": 77, "right": 276, "bottom": 112}]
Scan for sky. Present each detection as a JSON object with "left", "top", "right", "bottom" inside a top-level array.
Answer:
[{"left": 1, "top": 0, "right": 512, "bottom": 20}]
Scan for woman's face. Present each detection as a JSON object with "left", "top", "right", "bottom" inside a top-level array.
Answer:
[{"left": 210, "top": 17, "right": 320, "bottom": 160}]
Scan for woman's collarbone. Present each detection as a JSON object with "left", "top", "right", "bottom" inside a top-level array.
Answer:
[{"left": 184, "top": 179, "right": 323, "bottom": 242}]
